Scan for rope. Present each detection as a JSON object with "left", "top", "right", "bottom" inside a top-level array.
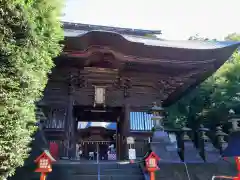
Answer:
[
  {"left": 183, "top": 162, "right": 191, "bottom": 180},
  {"left": 212, "top": 175, "right": 236, "bottom": 180},
  {"left": 97, "top": 163, "right": 100, "bottom": 180}
]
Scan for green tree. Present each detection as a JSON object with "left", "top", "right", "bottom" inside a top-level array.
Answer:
[
  {"left": 166, "top": 34, "right": 240, "bottom": 129},
  {"left": 225, "top": 33, "right": 240, "bottom": 41},
  {"left": 0, "top": 0, "right": 63, "bottom": 179}
]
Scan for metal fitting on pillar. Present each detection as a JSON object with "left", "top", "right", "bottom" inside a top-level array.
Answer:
[{"left": 149, "top": 102, "right": 164, "bottom": 130}]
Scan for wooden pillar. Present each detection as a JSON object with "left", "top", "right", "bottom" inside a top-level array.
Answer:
[
  {"left": 124, "top": 104, "right": 130, "bottom": 135},
  {"left": 67, "top": 95, "right": 75, "bottom": 158},
  {"left": 122, "top": 104, "right": 130, "bottom": 159},
  {"left": 118, "top": 134, "right": 122, "bottom": 160},
  {"left": 66, "top": 72, "right": 75, "bottom": 159},
  {"left": 117, "top": 112, "right": 123, "bottom": 160},
  {"left": 116, "top": 116, "right": 121, "bottom": 160}
]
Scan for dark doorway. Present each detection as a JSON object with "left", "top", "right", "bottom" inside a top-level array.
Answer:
[
  {"left": 73, "top": 105, "right": 122, "bottom": 161},
  {"left": 73, "top": 105, "right": 122, "bottom": 122}
]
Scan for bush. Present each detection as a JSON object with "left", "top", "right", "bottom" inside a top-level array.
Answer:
[{"left": 0, "top": 0, "right": 63, "bottom": 179}]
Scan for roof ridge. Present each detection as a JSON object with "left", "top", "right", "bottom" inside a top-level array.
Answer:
[{"left": 62, "top": 21, "right": 161, "bottom": 36}]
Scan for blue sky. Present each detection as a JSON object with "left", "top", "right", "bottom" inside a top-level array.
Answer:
[{"left": 62, "top": 0, "right": 240, "bottom": 40}]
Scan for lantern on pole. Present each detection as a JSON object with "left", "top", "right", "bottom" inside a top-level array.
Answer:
[
  {"left": 144, "top": 152, "right": 160, "bottom": 180},
  {"left": 34, "top": 150, "right": 56, "bottom": 180}
]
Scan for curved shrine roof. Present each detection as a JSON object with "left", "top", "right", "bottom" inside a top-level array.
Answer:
[
  {"left": 62, "top": 29, "right": 240, "bottom": 106},
  {"left": 63, "top": 30, "right": 239, "bottom": 61},
  {"left": 63, "top": 21, "right": 161, "bottom": 36}
]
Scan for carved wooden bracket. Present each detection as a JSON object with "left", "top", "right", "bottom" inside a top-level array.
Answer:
[
  {"left": 68, "top": 73, "right": 75, "bottom": 94},
  {"left": 114, "top": 76, "right": 132, "bottom": 98},
  {"left": 74, "top": 75, "right": 86, "bottom": 88},
  {"left": 156, "top": 75, "right": 190, "bottom": 100},
  {"left": 123, "top": 78, "right": 131, "bottom": 97},
  {"left": 69, "top": 71, "right": 87, "bottom": 92}
]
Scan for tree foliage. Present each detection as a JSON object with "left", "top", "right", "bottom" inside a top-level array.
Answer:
[
  {"left": 166, "top": 34, "right": 240, "bottom": 129},
  {"left": 188, "top": 34, "right": 217, "bottom": 41},
  {"left": 0, "top": 0, "right": 63, "bottom": 179}
]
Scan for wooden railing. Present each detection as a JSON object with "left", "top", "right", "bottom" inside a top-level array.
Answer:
[
  {"left": 45, "top": 119, "right": 65, "bottom": 129},
  {"left": 44, "top": 108, "right": 66, "bottom": 129}
]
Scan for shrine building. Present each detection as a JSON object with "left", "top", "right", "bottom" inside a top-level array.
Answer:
[{"left": 38, "top": 21, "right": 240, "bottom": 161}]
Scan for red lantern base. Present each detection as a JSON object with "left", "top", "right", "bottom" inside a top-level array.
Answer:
[
  {"left": 40, "top": 173, "right": 46, "bottom": 180},
  {"left": 150, "top": 172, "right": 155, "bottom": 180}
]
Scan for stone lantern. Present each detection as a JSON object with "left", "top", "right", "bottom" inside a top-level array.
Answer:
[
  {"left": 148, "top": 102, "right": 181, "bottom": 162},
  {"left": 215, "top": 126, "right": 228, "bottom": 154},
  {"left": 198, "top": 124, "right": 210, "bottom": 142},
  {"left": 149, "top": 102, "right": 164, "bottom": 130}
]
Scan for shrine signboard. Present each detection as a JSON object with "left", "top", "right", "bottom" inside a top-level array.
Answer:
[
  {"left": 128, "top": 148, "right": 136, "bottom": 160},
  {"left": 94, "top": 86, "right": 106, "bottom": 107},
  {"left": 126, "top": 136, "right": 135, "bottom": 144}
]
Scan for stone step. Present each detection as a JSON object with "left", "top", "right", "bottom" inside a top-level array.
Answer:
[
  {"left": 53, "top": 164, "right": 98, "bottom": 174},
  {"left": 47, "top": 162, "right": 144, "bottom": 180},
  {"left": 101, "top": 172, "right": 142, "bottom": 176},
  {"left": 48, "top": 172, "right": 144, "bottom": 180},
  {"left": 52, "top": 163, "right": 141, "bottom": 172},
  {"left": 101, "top": 168, "right": 142, "bottom": 175},
  {"left": 61, "top": 169, "right": 142, "bottom": 175},
  {"left": 70, "top": 175, "right": 144, "bottom": 180},
  {"left": 100, "top": 164, "right": 141, "bottom": 169}
]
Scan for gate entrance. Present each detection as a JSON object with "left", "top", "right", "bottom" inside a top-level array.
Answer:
[{"left": 77, "top": 140, "right": 116, "bottom": 161}]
